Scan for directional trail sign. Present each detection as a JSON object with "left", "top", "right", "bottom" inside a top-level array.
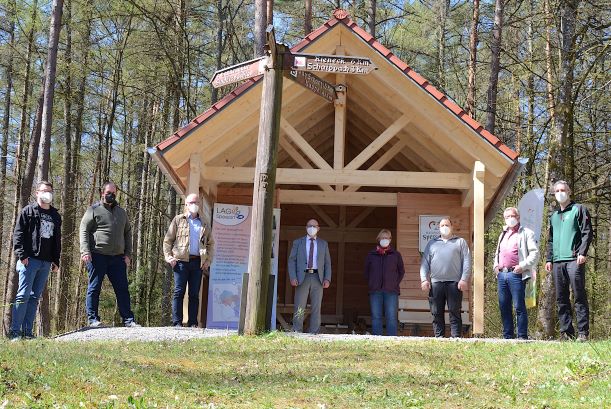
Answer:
[
  {"left": 211, "top": 56, "right": 267, "bottom": 88},
  {"left": 285, "top": 69, "right": 336, "bottom": 103},
  {"left": 286, "top": 53, "right": 376, "bottom": 75}
]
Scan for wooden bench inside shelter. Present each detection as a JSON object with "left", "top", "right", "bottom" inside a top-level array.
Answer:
[{"left": 398, "top": 299, "right": 471, "bottom": 337}]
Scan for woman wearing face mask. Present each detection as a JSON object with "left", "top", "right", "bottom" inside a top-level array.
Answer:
[
  {"left": 493, "top": 207, "right": 539, "bottom": 340},
  {"left": 364, "top": 229, "right": 405, "bottom": 336}
]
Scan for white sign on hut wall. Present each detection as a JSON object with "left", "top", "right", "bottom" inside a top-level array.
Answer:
[{"left": 419, "top": 215, "right": 448, "bottom": 252}]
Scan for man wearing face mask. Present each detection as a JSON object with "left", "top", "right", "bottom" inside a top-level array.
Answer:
[
  {"left": 288, "top": 219, "right": 332, "bottom": 333},
  {"left": 9, "top": 181, "right": 61, "bottom": 340},
  {"left": 545, "top": 180, "right": 593, "bottom": 342},
  {"left": 163, "top": 193, "right": 214, "bottom": 328},
  {"left": 364, "top": 229, "right": 405, "bottom": 336},
  {"left": 493, "top": 207, "right": 539, "bottom": 340},
  {"left": 420, "top": 218, "right": 471, "bottom": 337},
  {"left": 80, "top": 182, "right": 139, "bottom": 328}
]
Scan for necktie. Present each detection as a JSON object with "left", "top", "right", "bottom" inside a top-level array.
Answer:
[{"left": 308, "top": 238, "right": 314, "bottom": 269}]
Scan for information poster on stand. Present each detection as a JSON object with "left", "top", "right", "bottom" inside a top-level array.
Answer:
[{"left": 206, "top": 203, "right": 280, "bottom": 330}]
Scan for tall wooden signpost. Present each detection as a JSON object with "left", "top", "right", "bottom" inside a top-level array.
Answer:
[{"left": 211, "top": 27, "right": 376, "bottom": 335}]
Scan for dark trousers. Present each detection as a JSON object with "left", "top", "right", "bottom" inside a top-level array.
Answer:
[
  {"left": 86, "top": 253, "right": 134, "bottom": 324},
  {"left": 172, "top": 259, "right": 203, "bottom": 327},
  {"left": 429, "top": 281, "right": 463, "bottom": 337},
  {"left": 553, "top": 260, "right": 589, "bottom": 336}
]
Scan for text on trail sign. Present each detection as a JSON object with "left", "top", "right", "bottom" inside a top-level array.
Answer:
[
  {"left": 211, "top": 57, "right": 267, "bottom": 88},
  {"left": 285, "top": 70, "right": 336, "bottom": 103},
  {"left": 287, "top": 53, "right": 376, "bottom": 75}
]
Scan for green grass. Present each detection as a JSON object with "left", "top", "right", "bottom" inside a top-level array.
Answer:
[{"left": 0, "top": 334, "right": 609, "bottom": 408}]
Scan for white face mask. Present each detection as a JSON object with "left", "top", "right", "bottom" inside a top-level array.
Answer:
[
  {"left": 39, "top": 192, "right": 53, "bottom": 204},
  {"left": 505, "top": 217, "right": 518, "bottom": 228},
  {"left": 307, "top": 226, "right": 318, "bottom": 237},
  {"left": 187, "top": 204, "right": 199, "bottom": 214},
  {"left": 555, "top": 191, "right": 568, "bottom": 204},
  {"left": 379, "top": 239, "right": 391, "bottom": 248},
  {"left": 439, "top": 226, "right": 451, "bottom": 236}
]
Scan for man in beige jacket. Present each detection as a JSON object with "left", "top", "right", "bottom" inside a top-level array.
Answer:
[{"left": 163, "top": 193, "right": 214, "bottom": 327}]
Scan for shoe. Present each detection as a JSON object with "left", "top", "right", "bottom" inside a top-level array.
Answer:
[
  {"left": 190, "top": 324, "right": 199, "bottom": 328},
  {"left": 8, "top": 331, "right": 21, "bottom": 341},
  {"left": 560, "top": 332, "right": 574, "bottom": 341},
  {"left": 517, "top": 337, "right": 528, "bottom": 341},
  {"left": 24, "top": 334, "right": 36, "bottom": 340},
  {"left": 577, "top": 333, "right": 588, "bottom": 342},
  {"left": 124, "top": 321, "right": 141, "bottom": 328},
  {"left": 89, "top": 319, "right": 102, "bottom": 327},
  {"left": 173, "top": 323, "right": 182, "bottom": 329}
]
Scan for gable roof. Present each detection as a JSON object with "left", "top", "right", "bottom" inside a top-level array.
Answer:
[{"left": 155, "top": 9, "right": 517, "bottom": 162}]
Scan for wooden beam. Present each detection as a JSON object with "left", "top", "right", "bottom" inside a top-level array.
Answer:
[
  {"left": 347, "top": 206, "right": 377, "bottom": 228},
  {"left": 345, "top": 113, "right": 411, "bottom": 170},
  {"left": 203, "top": 167, "right": 472, "bottom": 189},
  {"left": 279, "top": 190, "right": 397, "bottom": 207},
  {"left": 344, "top": 139, "right": 408, "bottom": 193},
  {"left": 188, "top": 153, "right": 201, "bottom": 195},
  {"left": 309, "top": 205, "right": 338, "bottom": 228},
  {"left": 280, "top": 117, "right": 331, "bottom": 170},
  {"left": 334, "top": 45, "right": 347, "bottom": 191},
  {"left": 336, "top": 206, "right": 346, "bottom": 316},
  {"left": 472, "top": 161, "right": 485, "bottom": 335},
  {"left": 461, "top": 188, "right": 473, "bottom": 207},
  {"left": 278, "top": 136, "right": 334, "bottom": 192}
]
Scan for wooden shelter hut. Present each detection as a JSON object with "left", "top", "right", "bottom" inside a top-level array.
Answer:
[{"left": 149, "top": 10, "right": 522, "bottom": 335}]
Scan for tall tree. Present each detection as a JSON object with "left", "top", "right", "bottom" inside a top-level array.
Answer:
[
  {"left": 538, "top": 0, "right": 581, "bottom": 338},
  {"left": 0, "top": 0, "right": 17, "bottom": 276},
  {"left": 466, "top": 0, "right": 480, "bottom": 118},
  {"left": 254, "top": 0, "right": 267, "bottom": 57},
  {"left": 305, "top": 0, "right": 312, "bottom": 35},
  {"left": 485, "top": 0, "right": 505, "bottom": 134},
  {"left": 37, "top": 0, "right": 65, "bottom": 181},
  {"left": 367, "top": 0, "right": 376, "bottom": 37},
  {"left": 435, "top": 0, "right": 450, "bottom": 90}
]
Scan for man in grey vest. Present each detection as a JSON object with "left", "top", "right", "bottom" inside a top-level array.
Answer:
[{"left": 288, "top": 219, "right": 332, "bottom": 333}]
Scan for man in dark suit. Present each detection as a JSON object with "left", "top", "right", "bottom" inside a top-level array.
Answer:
[{"left": 288, "top": 219, "right": 332, "bottom": 333}]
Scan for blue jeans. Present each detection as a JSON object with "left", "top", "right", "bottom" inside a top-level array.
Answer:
[
  {"left": 86, "top": 253, "right": 134, "bottom": 324},
  {"left": 10, "top": 258, "right": 52, "bottom": 337},
  {"left": 172, "top": 259, "right": 203, "bottom": 326},
  {"left": 497, "top": 271, "right": 528, "bottom": 339},
  {"left": 369, "top": 291, "right": 399, "bottom": 336}
]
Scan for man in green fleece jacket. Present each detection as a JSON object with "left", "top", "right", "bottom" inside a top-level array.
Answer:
[
  {"left": 545, "top": 180, "right": 593, "bottom": 342},
  {"left": 80, "top": 182, "right": 139, "bottom": 328}
]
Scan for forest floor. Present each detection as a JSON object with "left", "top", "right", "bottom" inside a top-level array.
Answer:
[{"left": 0, "top": 330, "right": 609, "bottom": 408}]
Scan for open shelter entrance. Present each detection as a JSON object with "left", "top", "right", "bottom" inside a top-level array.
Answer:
[{"left": 149, "top": 10, "right": 521, "bottom": 335}]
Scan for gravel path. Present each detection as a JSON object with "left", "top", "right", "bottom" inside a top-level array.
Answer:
[{"left": 54, "top": 327, "right": 554, "bottom": 343}]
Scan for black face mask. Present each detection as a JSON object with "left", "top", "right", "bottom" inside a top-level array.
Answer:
[{"left": 104, "top": 193, "right": 116, "bottom": 204}]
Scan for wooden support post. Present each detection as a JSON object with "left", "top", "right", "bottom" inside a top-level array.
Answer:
[
  {"left": 335, "top": 207, "right": 346, "bottom": 318},
  {"left": 472, "top": 161, "right": 486, "bottom": 334},
  {"left": 334, "top": 45, "right": 347, "bottom": 191},
  {"left": 243, "top": 27, "right": 286, "bottom": 335}
]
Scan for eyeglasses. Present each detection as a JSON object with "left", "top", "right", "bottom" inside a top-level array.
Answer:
[
  {"left": 38, "top": 189, "right": 53, "bottom": 193},
  {"left": 306, "top": 225, "right": 319, "bottom": 228}
]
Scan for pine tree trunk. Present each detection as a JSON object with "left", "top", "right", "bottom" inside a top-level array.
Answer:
[
  {"left": 367, "top": 0, "right": 376, "bottom": 38},
  {"left": 254, "top": 0, "right": 267, "bottom": 57},
  {"left": 466, "top": 0, "right": 480, "bottom": 118},
  {"left": 0, "top": 0, "right": 16, "bottom": 292},
  {"left": 485, "top": 0, "right": 504, "bottom": 134},
  {"left": 435, "top": 0, "right": 450, "bottom": 90}
]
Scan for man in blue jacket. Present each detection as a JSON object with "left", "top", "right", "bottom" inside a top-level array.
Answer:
[
  {"left": 288, "top": 219, "right": 332, "bottom": 334},
  {"left": 10, "top": 181, "right": 61, "bottom": 340}
]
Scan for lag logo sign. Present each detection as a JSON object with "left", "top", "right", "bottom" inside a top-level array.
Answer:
[
  {"left": 214, "top": 205, "right": 249, "bottom": 226},
  {"left": 419, "top": 215, "right": 448, "bottom": 252}
]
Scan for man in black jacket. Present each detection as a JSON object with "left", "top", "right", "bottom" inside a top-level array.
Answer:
[{"left": 9, "top": 181, "right": 61, "bottom": 339}]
